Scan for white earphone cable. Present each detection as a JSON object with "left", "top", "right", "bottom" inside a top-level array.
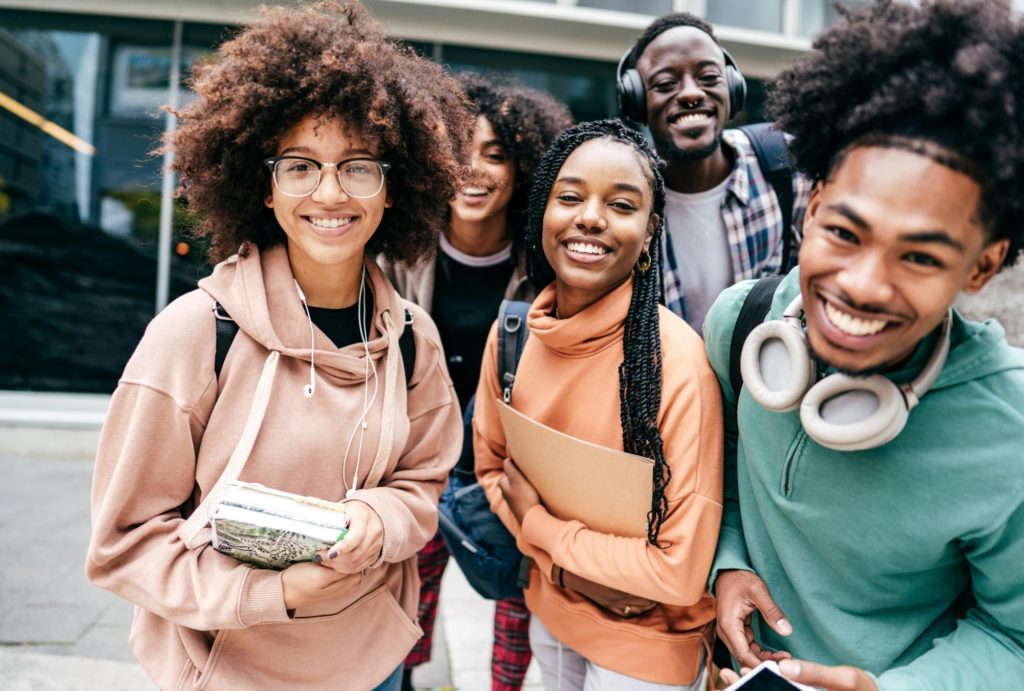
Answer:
[
  {"left": 341, "top": 265, "right": 379, "bottom": 498},
  {"left": 294, "top": 280, "right": 316, "bottom": 398}
]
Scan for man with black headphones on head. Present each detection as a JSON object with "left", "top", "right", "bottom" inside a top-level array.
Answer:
[
  {"left": 701, "top": 2, "right": 1024, "bottom": 690},
  {"left": 618, "top": 13, "right": 811, "bottom": 332}
]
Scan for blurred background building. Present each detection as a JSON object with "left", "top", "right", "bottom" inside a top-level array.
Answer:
[{"left": 3, "top": 0, "right": 1002, "bottom": 394}]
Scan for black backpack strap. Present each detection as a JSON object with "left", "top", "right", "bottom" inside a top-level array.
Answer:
[
  {"left": 739, "top": 123, "right": 796, "bottom": 273},
  {"left": 213, "top": 302, "right": 239, "bottom": 380},
  {"left": 399, "top": 308, "right": 416, "bottom": 385},
  {"left": 497, "top": 300, "right": 531, "bottom": 404},
  {"left": 728, "top": 275, "right": 784, "bottom": 400}
]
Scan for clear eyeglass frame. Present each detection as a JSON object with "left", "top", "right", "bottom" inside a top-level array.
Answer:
[{"left": 264, "top": 155, "right": 392, "bottom": 199}]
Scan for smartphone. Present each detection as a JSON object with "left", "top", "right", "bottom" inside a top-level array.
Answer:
[{"left": 722, "top": 661, "right": 818, "bottom": 691}]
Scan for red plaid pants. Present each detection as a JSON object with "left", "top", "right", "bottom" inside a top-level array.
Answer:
[{"left": 405, "top": 533, "right": 532, "bottom": 691}]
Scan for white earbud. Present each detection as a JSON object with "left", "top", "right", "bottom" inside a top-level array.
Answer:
[
  {"left": 294, "top": 280, "right": 316, "bottom": 398},
  {"left": 740, "top": 294, "right": 951, "bottom": 451}
]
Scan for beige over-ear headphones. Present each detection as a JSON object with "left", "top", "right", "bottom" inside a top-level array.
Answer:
[{"left": 739, "top": 295, "right": 951, "bottom": 451}]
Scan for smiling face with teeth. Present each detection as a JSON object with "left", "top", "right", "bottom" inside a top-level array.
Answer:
[
  {"left": 266, "top": 114, "right": 390, "bottom": 307},
  {"left": 635, "top": 26, "right": 730, "bottom": 167},
  {"left": 799, "top": 146, "right": 1008, "bottom": 375},
  {"left": 449, "top": 115, "right": 516, "bottom": 239},
  {"left": 541, "top": 138, "right": 659, "bottom": 317}
]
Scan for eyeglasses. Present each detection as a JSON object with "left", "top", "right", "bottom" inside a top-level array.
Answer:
[{"left": 264, "top": 156, "right": 391, "bottom": 198}]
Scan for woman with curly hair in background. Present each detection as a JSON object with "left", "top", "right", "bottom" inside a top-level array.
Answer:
[
  {"left": 382, "top": 72, "right": 572, "bottom": 691},
  {"left": 85, "top": 2, "right": 472, "bottom": 689}
]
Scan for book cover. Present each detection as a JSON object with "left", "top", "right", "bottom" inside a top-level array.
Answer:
[{"left": 210, "top": 482, "right": 349, "bottom": 570}]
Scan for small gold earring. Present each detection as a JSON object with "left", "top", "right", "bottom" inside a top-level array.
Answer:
[{"left": 635, "top": 249, "right": 652, "bottom": 273}]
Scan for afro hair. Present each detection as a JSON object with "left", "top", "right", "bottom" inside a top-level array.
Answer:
[
  {"left": 171, "top": 0, "right": 474, "bottom": 264},
  {"left": 769, "top": 0, "right": 1024, "bottom": 267}
]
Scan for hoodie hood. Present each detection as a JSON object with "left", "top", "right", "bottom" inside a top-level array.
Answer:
[{"left": 198, "top": 243, "right": 407, "bottom": 386}]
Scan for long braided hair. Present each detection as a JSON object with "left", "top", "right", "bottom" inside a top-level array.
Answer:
[{"left": 525, "top": 119, "right": 671, "bottom": 545}]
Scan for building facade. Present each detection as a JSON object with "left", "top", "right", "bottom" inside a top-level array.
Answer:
[{"left": 0, "top": 0, "right": 863, "bottom": 393}]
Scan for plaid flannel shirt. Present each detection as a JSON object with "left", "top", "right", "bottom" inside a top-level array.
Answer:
[{"left": 661, "top": 128, "right": 812, "bottom": 323}]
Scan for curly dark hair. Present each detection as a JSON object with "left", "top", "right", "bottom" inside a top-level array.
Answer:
[
  {"left": 769, "top": 0, "right": 1024, "bottom": 267},
  {"left": 171, "top": 0, "right": 473, "bottom": 264},
  {"left": 525, "top": 119, "right": 672, "bottom": 545},
  {"left": 457, "top": 73, "right": 573, "bottom": 244},
  {"left": 626, "top": 12, "right": 717, "bottom": 68}
]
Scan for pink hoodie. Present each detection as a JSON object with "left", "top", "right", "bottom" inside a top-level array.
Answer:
[{"left": 86, "top": 244, "right": 461, "bottom": 690}]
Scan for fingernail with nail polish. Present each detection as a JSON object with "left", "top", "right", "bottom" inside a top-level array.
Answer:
[
  {"left": 779, "top": 660, "right": 800, "bottom": 677},
  {"left": 777, "top": 618, "right": 793, "bottom": 635},
  {"left": 328, "top": 549, "right": 338, "bottom": 560},
  {"left": 313, "top": 554, "right": 323, "bottom": 564}
]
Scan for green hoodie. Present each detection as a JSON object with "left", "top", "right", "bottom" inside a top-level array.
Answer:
[{"left": 705, "top": 269, "right": 1024, "bottom": 690}]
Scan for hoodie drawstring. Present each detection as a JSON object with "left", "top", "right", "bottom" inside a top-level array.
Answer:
[{"left": 178, "top": 350, "right": 281, "bottom": 548}]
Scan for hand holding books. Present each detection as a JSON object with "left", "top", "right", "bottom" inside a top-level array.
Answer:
[
  {"left": 316, "top": 500, "right": 385, "bottom": 575},
  {"left": 210, "top": 482, "right": 351, "bottom": 569},
  {"left": 209, "top": 482, "right": 382, "bottom": 574},
  {"left": 282, "top": 562, "right": 362, "bottom": 611}
]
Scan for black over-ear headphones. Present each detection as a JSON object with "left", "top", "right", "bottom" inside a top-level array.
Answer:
[{"left": 617, "top": 42, "right": 747, "bottom": 124}]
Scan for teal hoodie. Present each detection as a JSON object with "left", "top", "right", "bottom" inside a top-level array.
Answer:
[{"left": 705, "top": 269, "right": 1024, "bottom": 690}]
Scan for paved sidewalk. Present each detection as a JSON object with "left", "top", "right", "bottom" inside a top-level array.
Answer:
[{"left": 0, "top": 456, "right": 155, "bottom": 690}]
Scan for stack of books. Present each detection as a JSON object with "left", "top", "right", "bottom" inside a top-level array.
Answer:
[{"left": 211, "top": 482, "right": 350, "bottom": 570}]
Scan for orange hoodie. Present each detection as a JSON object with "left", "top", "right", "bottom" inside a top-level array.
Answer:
[
  {"left": 474, "top": 278, "right": 723, "bottom": 685},
  {"left": 86, "top": 244, "right": 461, "bottom": 690}
]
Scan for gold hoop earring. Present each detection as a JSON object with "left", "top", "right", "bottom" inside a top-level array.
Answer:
[{"left": 635, "top": 249, "right": 652, "bottom": 273}]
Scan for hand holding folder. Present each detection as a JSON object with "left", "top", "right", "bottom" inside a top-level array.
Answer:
[{"left": 496, "top": 401, "right": 653, "bottom": 538}]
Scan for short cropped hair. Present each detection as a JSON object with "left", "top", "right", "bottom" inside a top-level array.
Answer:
[
  {"left": 172, "top": 0, "right": 473, "bottom": 264},
  {"left": 627, "top": 12, "right": 718, "bottom": 68}
]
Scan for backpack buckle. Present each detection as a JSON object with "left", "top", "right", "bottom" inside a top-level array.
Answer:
[
  {"left": 502, "top": 373, "right": 515, "bottom": 404},
  {"left": 503, "top": 314, "right": 522, "bottom": 334},
  {"left": 212, "top": 302, "right": 233, "bottom": 322}
]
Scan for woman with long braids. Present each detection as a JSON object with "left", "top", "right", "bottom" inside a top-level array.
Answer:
[{"left": 474, "top": 119, "right": 724, "bottom": 690}]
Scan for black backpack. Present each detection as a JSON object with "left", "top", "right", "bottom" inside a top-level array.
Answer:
[
  {"left": 711, "top": 273, "right": 784, "bottom": 671},
  {"left": 437, "top": 299, "right": 531, "bottom": 600},
  {"left": 737, "top": 123, "right": 797, "bottom": 274}
]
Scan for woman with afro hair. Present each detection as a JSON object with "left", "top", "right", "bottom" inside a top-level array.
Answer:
[
  {"left": 474, "top": 120, "right": 724, "bottom": 690},
  {"left": 707, "top": 1, "right": 1024, "bottom": 689},
  {"left": 86, "top": 2, "right": 472, "bottom": 689},
  {"left": 382, "top": 72, "right": 572, "bottom": 691}
]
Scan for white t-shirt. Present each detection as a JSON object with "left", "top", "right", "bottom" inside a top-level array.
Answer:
[{"left": 663, "top": 176, "right": 733, "bottom": 333}]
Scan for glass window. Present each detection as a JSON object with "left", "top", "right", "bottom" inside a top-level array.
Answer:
[
  {"left": 799, "top": 0, "right": 873, "bottom": 37},
  {"left": 706, "top": 0, "right": 783, "bottom": 34},
  {"left": 577, "top": 0, "right": 674, "bottom": 15},
  {"left": 440, "top": 45, "right": 618, "bottom": 123},
  {"left": 0, "top": 11, "right": 220, "bottom": 393}
]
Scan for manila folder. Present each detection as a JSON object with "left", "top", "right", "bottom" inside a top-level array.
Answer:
[{"left": 496, "top": 401, "right": 652, "bottom": 538}]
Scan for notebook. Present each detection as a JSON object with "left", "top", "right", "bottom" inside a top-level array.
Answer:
[{"left": 496, "top": 401, "right": 653, "bottom": 538}]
